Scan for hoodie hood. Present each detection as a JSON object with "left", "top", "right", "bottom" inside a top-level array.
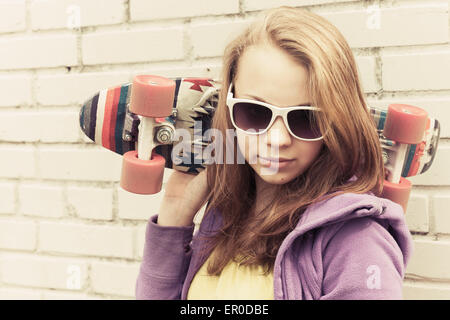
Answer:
[
  {"left": 272, "top": 191, "right": 414, "bottom": 299},
  {"left": 293, "top": 192, "right": 412, "bottom": 265}
]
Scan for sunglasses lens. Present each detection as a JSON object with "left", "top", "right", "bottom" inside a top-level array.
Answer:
[
  {"left": 287, "top": 109, "right": 322, "bottom": 139},
  {"left": 233, "top": 102, "right": 272, "bottom": 132}
]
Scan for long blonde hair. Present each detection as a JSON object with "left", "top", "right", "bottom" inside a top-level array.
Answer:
[{"left": 201, "top": 6, "right": 384, "bottom": 275}]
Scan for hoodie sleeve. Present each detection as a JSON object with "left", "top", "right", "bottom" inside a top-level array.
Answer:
[
  {"left": 320, "top": 216, "right": 407, "bottom": 300},
  {"left": 135, "top": 214, "right": 195, "bottom": 300}
]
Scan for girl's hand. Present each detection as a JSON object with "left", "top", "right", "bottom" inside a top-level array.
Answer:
[{"left": 157, "top": 168, "right": 210, "bottom": 227}]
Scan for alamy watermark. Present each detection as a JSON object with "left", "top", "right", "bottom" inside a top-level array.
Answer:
[
  {"left": 169, "top": 121, "right": 285, "bottom": 176},
  {"left": 66, "top": 264, "right": 82, "bottom": 290},
  {"left": 366, "top": 4, "right": 381, "bottom": 30},
  {"left": 366, "top": 264, "right": 381, "bottom": 290},
  {"left": 66, "top": 4, "right": 81, "bottom": 30}
]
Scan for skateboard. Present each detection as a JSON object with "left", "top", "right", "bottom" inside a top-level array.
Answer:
[
  {"left": 79, "top": 75, "right": 219, "bottom": 194},
  {"left": 79, "top": 75, "right": 440, "bottom": 212}
]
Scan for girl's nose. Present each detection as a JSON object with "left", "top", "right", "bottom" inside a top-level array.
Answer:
[{"left": 264, "top": 116, "right": 292, "bottom": 147}]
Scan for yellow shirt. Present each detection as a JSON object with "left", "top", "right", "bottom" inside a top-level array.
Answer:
[{"left": 187, "top": 249, "right": 274, "bottom": 300}]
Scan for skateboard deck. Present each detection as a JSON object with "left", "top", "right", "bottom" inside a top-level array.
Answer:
[{"left": 79, "top": 77, "right": 440, "bottom": 180}]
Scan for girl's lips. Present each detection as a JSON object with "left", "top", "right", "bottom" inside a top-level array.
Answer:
[
  {"left": 258, "top": 156, "right": 293, "bottom": 162},
  {"left": 258, "top": 156, "right": 294, "bottom": 168}
]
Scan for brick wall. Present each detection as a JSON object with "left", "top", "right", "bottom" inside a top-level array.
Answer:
[{"left": 0, "top": 0, "right": 448, "bottom": 299}]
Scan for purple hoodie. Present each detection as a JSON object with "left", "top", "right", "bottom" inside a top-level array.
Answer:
[{"left": 135, "top": 192, "right": 414, "bottom": 300}]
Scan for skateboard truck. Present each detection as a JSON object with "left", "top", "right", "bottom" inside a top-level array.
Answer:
[
  {"left": 122, "top": 110, "right": 139, "bottom": 142},
  {"left": 120, "top": 75, "right": 178, "bottom": 194},
  {"left": 122, "top": 107, "right": 178, "bottom": 144}
]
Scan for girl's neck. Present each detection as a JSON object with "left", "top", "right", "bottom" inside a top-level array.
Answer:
[{"left": 251, "top": 175, "right": 275, "bottom": 216}]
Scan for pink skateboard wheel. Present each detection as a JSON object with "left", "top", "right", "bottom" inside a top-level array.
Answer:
[
  {"left": 383, "top": 104, "right": 428, "bottom": 144},
  {"left": 129, "top": 75, "right": 175, "bottom": 117},
  {"left": 381, "top": 177, "right": 412, "bottom": 213},
  {"left": 120, "top": 150, "right": 166, "bottom": 194}
]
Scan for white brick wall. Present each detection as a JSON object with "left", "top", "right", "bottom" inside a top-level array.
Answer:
[
  {"left": 0, "top": 0, "right": 449, "bottom": 300},
  {"left": 320, "top": 4, "right": 449, "bottom": 48}
]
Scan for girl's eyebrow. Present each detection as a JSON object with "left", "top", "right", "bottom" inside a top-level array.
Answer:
[{"left": 243, "top": 94, "right": 312, "bottom": 106}]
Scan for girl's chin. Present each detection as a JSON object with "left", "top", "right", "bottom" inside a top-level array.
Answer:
[{"left": 253, "top": 164, "right": 293, "bottom": 180}]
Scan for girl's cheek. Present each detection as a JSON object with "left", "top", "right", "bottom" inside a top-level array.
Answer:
[{"left": 304, "top": 141, "right": 324, "bottom": 163}]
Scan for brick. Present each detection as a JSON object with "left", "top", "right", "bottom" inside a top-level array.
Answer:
[
  {"left": 0, "top": 182, "right": 15, "bottom": 214},
  {"left": 90, "top": 261, "right": 140, "bottom": 297},
  {"left": 18, "top": 183, "right": 65, "bottom": 218},
  {"left": 0, "top": 0, "right": 26, "bottom": 33},
  {"left": 320, "top": 4, "right": 448, "bottom": 48},
  {"left": 39, "top": 221, "right": 134, "bottom": 258},
  {"left": 42, "top": 291, "right": 100, "bottom": 300},
  {"left": 432, "top": 194, "right": 450, "bottom": 234},
  {"left": 0, "top": 288, "right": 42, "bottom": 300},
  {"left": 0, "top": 287, "right": 42, "bottom": 300},
  {"left": 130, "top": 0, "right": 239, "bottom": 21},
  {"left": 30, "top": 0, "right": 125, "bottom": 30},
  {"left": 406, "top": 239, "right": 450, "bottom": 280},
  {"left": 191, "top": 20, "right": 250, "bottom": 58},
  {"left": 403, "top": 281, "right": 450, "bottom": 299},
  {"left": 0, "top": 110, "right": 79, "bottom": 143},
  {"left": 82, "top": 28, "right": 184, "bottom": 65},
  {"left": 367, "top": 97, "right": 450, "bottom": 139},
  {"left": 39, "top": 147, "right": 122, "bottom": 181},
  {"left": 244, "top": 0, "right": 359, "bottom": 11},
  {"left": 117, "top": 183, "right": 165, "bottom": 220},
  {"left": 0, "top": 145, "right": 36, "bottom": 179},
  {"left": 0, "top": 75, "right": 32, "bottom": 107},
  {"left": 0, "top": 111, "right": 40, "bottom": 142},
  {"left": 409, "top": 145, "right": 450, "bottom": 186},
  {"left": 36, "top": 72, "right": 131, "bottom": 106},
  {"left": 355, "top": 56, "right": 379, "bottom": 93},
  {"left": 67, "top": 185, "right": 113, "bottom": 221},
  {"left": 405, "top": 193, "right": 429, "bottom": 233},
  {"left": 0, "top": 253, "right": 88, "bottom": 290},
  {"left": 0, "top": 218, "right": 36, "bottom": 251},
  {"left": 40, "top": 110, "right": 80, "bottom": 143},
  {"left": 0, "top": 34, "right": 77, "bottom": 70},
  {"left": 382, "top": 51, "right": 450, "bottom": 91},
  {"left": 136, "top": 223, "right": 146, "bottom": 259}
]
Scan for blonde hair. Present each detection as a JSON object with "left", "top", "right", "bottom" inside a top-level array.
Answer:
[{"left": 201, "top": 6, "right": 384, "bottom": 275}]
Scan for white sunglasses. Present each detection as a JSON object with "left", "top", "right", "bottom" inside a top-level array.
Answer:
[{"left": 226, "top": 83, "right": 324, "bottom": 141}]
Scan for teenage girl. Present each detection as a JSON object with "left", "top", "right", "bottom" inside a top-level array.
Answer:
[{"left": 135, "top": 6, "right": 413, "bottom": 300}]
